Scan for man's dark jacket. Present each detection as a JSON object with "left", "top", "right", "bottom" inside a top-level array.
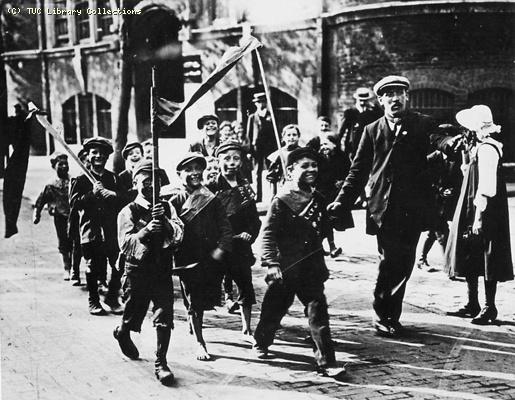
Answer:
[{"left": 335, "top": 111, "right": 453, "bottom": 234}]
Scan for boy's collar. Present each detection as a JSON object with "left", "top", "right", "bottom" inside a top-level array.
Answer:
[
  {"left": 90, "top": 168, "right": 105, "bottom": 177},
  {"left": 184, "top": 183, "right": 203, "bottom": 194},
  {"left": 134, "top": 195, "right": 151, "bottom": 209},
  {"left": 288, "top": 180, "right": 314, "bottom": 194}
]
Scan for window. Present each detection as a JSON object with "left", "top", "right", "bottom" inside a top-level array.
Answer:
[
  {"left": 410, "top": 89, "right": 455, "bottom": 123},
  {"left": 97, "top": 0, "right": 114, "bottom": 37},
  {"left": 62, "top": 93, "right": 112, "bottom": 144},
  {"left": 54, "top": 0, "right": 69, "bottom": 45},
  {"left": 76, "top": 1, "right": 90, "bottom": 40}
]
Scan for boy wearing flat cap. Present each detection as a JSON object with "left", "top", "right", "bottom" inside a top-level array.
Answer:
[
  {"left": 253, "top": 147, "right": 343, "bottom": 377},
  {"left": 170, "top": 152, "right": 232, "bottom": 361},
  {"left": 117, "top": 141, "right": 143, "bottom": 208},
  {"left": 33, "top": 152, "right": 73, "bottom": 281},
  {"left": 70, "top": 137, "right": 123, "bottom": 315},
  {"left": 328, "top": 75, "right": 460, "bottom": 337},
  {"left": 141, "top": 139, "right": 171, "bottom": 187},
  {"left": 206, "top": 141, "right": 261, "bottom": 340},
  {"left": 113, "top": 160, "right": 184, "bottom": 386},
  {"left": 189, "top": 115, "right": 221, "bottom": 157}
]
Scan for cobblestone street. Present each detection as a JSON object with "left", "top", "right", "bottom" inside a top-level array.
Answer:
[{"left": 1, "top": 163, "right": 515, "bottom": 399}]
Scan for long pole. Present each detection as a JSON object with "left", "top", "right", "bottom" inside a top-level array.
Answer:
[
  {"left": 254, "top": 49, "right": 287, "bottom": 175},
  {"left": 150, "top": 66, "right": 160, "bottom": 207},
  {"left": 27, "top": 102, "right": 97, "bottom": 184}
]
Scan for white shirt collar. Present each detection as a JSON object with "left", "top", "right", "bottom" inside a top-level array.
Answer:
[
  {"left": 386, "top": 118, "right": 402, "bottom": 136},
  {"left": 134, "top": 195, "right": 151, "bottom": 210}
]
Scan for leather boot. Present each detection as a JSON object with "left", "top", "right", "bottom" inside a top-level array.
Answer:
[
  {"left": 471, "top": 305, "right": 498, "bottom": 325},
  {"left": 86, "top": 272, "right": 106, "bottom": 315},
  {"left": 113, "top": 325, "right": 139, "bottom": 359},
  {"left": 155, "top": 327, "right": 174, "bottom": 386},
  {"left": 62, "top": 253, "right": 71, "bottom": 280}
]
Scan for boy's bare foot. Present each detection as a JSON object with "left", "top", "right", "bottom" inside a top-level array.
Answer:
[
  {"left": 187, "top": 316, "right": 193, "bottom": 335},
  {"left": 196, "top": 344, "right": 211, "bottom": 361},
  {"left": 242, "top": 330, "right": 255, "bottom": 344}
]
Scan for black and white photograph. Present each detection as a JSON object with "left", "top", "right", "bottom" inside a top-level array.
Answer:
[{"left": 0, "top": 0, "right": 514, "bottom": 399}]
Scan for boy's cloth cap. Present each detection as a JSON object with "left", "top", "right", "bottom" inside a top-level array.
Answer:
[
  {"left": 286, "top": 147, "right": 319, "bottom": 167},
  {"left": 215, "top": 141, "right": 243, "bottom": 157},
  {"left": 132, "top": 160, "right": 153, "bottom": 179},
  {"left": 50, "top": 152, "right": 67, "bottom": 167},
  {"left": 82, "top": 137, "right": 113, "bottom": 155},
  {"left": 176, "top": 152, "right": 207, "bottom": 172},
  {"left": 197, "top": 114, "right": 219, "bottom": 129},
  {"left": 121, "top": 141, "right": 143, "bottom": 159}
]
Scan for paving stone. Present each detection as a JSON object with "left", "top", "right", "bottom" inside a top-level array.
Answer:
[{"left": 1, "top": 184, "right": 515, "bottom": 399}]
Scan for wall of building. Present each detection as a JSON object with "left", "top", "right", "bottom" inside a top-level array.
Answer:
[
  {"left": 325, "top": 10, "right": 515, "bottom": 118},
  {"left": 255, "top": 28, "right": 320, "bottom": 139}
]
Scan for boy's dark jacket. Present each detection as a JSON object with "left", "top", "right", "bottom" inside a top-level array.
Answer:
[
  {"left": 206, "top": 174, "right": 261, "bottom": 265},
  {"left": 261, "top": 186, "right": 330, "bottom": 282},
  {"left": 169, "top": 186, "right": 233, "bottom": 267},
  {"left": 69, "top": 170, "right": 119, "bottom": 250}
]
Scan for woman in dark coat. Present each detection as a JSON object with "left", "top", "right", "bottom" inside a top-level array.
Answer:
[{"left": 445, "top": 105, "right": 513, "bottom": 325}]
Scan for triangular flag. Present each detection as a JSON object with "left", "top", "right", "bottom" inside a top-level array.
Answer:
[
  {"left": 155, "top": 97, "right": 183, "bottom": 126},
  {"left": 158, "top": 35, "right": 262, "bottom": 127}
]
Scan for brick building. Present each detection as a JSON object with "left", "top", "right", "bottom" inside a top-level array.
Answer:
[{"left": 1, "top": 0, "right": 514, "bottom": 168}]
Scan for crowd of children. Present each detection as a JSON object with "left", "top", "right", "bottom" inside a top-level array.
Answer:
[
  {"left": 30, "top": 74, "right": 515, "bottom": 389},
  {"left": 33, "top": 110, "right": 349, "bottom": 385}
]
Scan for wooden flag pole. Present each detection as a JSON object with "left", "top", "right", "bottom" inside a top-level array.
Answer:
[
  {"left": 27, "top": 102, "right": 97, "bottom": 184},
  {"left": 254, "top": 49, "right": 287, "bottom": 175},
  {"left": 150, "top": 66, "right": 160, "bottom": 207}
]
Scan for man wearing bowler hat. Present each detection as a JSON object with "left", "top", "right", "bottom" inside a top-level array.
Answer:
[
  {"left": 339, "top": 87, "right": 382, "bottom": 163},
  {"left": 189, "top": 114, "right": 221, "bottom": 157},
  {"left": 247, "top": 92, "right": 277, "bottom": 202},
  {"left": 328, "top": 75, "right": 459, "bottom": 337}
]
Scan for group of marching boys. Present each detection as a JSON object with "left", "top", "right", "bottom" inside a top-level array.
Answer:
[{"left": 33, "top": 114, "right": 345, "bottom": 386}]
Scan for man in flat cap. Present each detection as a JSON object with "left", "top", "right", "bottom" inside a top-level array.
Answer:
[
  {"left": 328, "top": 75, "right": 459, "bottom": 337},
  {"left": 247, "top": 92, "right": 277, "bottom": 202},
  {"left": 189, "top": 114, "right": 221, "bottom": 157},
  {"left": 70, "top": 137, "right": 122, "bottom": 315},
  {"left": 339, "top": 87, "right": 382, "bottom": 163}
]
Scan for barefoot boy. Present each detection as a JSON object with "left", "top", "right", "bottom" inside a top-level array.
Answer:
[
  {"left": 170, "top": 153, "right": 232, "bottom": 361},
  {"left": 207, "top": 142, "right": 261, "bottom": 340}
]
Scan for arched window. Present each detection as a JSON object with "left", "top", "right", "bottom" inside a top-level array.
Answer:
[
  {"left": 468, "top": 88, "right": 515, "bottom": 162},
  {"left": 215, "top": 86, "right": 298, "bottom": 134},
  {"left": 62, "top": 93, "right": 112, "bottom": 144},
  {"left": 410, "top": 89, "right": 455, "bottom": 123}
]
